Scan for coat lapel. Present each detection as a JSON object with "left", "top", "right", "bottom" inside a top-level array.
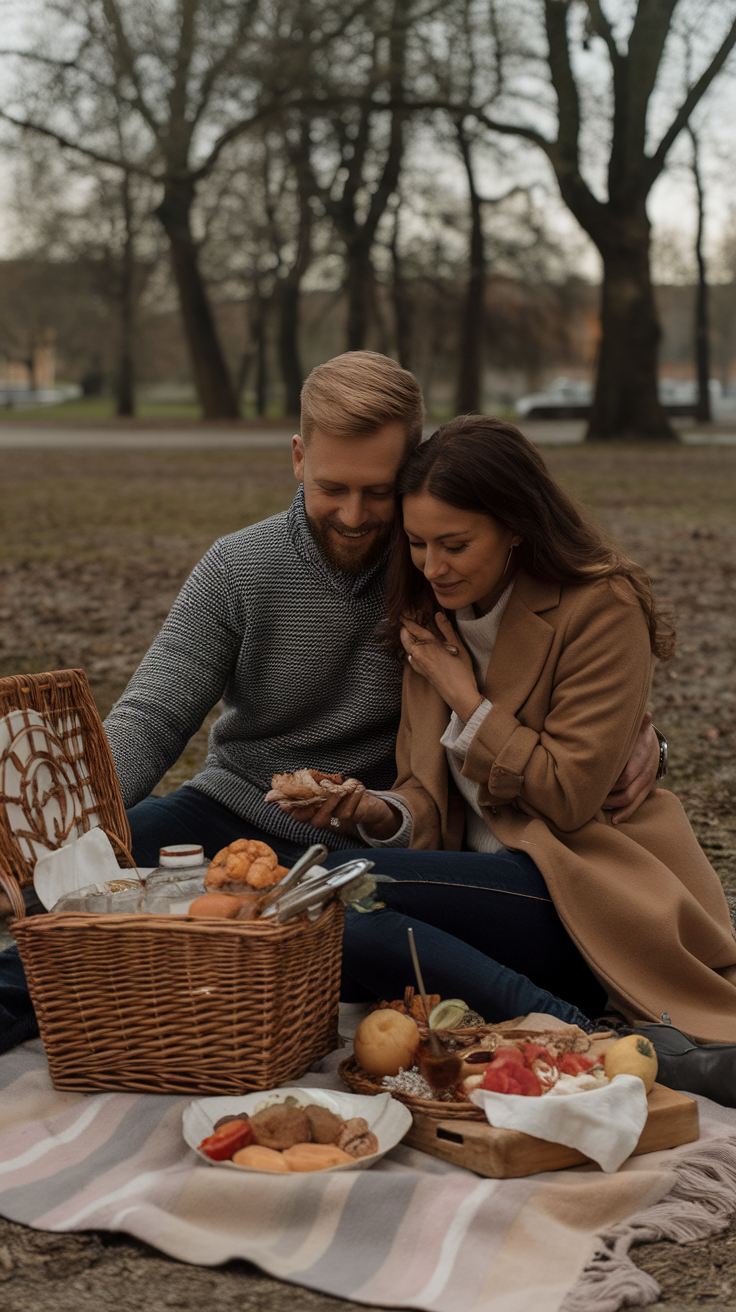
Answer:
[{"left": 484, "top": 572, "right": 560, "bottom": 715}]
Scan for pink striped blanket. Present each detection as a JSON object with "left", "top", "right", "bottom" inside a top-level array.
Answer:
[{"left": 1, "top": 1038, "right": 736, "bottom": 1312}]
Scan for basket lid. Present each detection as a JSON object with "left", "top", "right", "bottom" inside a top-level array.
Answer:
[{"left": 158, "top": 844, "right": 205, "bottom": 868}]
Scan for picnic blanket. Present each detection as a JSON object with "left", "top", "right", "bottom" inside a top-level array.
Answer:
[{"left": 1, "top": 1039, "right": 736, "bottom": 1312}]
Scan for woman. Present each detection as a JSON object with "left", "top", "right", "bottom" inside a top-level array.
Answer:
[{"left": 277, "top": 416, "right": 736, "bottom": 1074}]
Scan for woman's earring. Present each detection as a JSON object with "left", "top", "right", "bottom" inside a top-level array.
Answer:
[{"left": 501, "top": 544, "right": 515, "bottom": 579}]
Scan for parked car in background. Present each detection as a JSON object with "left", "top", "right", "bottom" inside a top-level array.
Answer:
[
  {"left": 0, "top": 384, "right": 83, "bottom": 409},
  {"left": 515, "top": 376, "right": 724, "bottom": 420}
]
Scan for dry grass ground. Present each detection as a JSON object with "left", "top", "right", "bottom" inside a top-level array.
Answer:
[{"left": 0, "top": 441, "right": 736, "bottom": 1309}]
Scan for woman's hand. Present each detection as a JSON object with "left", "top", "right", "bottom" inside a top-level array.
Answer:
[
  {"left": 276, "top": 782, "right": 403, "bottom": 841},
  {"left": 400, "top": 613, "right": 483, "bottom": 723}
]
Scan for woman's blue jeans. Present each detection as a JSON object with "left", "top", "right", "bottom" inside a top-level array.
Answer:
[{"left": 325, "top": 847, "right": 607, "bottom": 1030}]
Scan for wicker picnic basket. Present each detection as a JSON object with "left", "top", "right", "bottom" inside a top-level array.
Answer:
[{"left": 0, "top": 669, "right": 344, "bottom": 1094}]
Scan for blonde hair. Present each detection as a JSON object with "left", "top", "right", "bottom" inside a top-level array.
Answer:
[{"left": 300, "top": 351, "right": 424, "bottom": 450}]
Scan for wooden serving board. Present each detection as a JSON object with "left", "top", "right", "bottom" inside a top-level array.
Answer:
[{"left": 404, "top": 1083, "right": 699, "bottom": 1178}]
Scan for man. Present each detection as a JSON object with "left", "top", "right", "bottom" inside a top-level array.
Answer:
[{"left": 106, "top": 351, "right": 659, "bottom": 867}]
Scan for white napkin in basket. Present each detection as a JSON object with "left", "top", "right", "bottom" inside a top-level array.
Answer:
[
  {"left": 470, "top": 1074, "right": 649, "bottom": 1172},
  {"left": 33, "top": 828, "right": 139, "bottom": 911}
]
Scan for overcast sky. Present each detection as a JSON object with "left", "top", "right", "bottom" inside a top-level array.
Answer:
[{"left": 0, "top": 0, "right": 733, "bottom": 280}]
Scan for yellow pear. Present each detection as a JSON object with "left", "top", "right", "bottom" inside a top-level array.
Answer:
[
  {"left": 604, "top": 1035, "right": 658, "bottom": 1092},
  {"left": 354, "top": 1010, "right": 420, "bottom": 1077}
]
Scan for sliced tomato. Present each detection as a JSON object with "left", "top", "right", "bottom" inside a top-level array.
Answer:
[
  {"left": 520, "top": 1044, "right": 555, "bottom": 1068},
  {"left": 558, "top": 1053, "right": 596, "bottom": 1077},
  {"left": 199, "top": 1120, "right": 253, "bottom": 1161},
  {"left": 491, "top": 1046, "right": 525, "bottom": 1067}
]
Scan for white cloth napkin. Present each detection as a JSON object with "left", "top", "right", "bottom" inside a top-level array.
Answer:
[
  {"left": 470, "top": 1074, "right": 649, "bottom": 1172},
  {"left": 33, "top": 828, "right": 139, "bottom": 911}
]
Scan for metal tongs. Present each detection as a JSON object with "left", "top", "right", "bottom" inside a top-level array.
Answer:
[
  {"left": 236, "top": 843, "right": 328, "bottom": 921},
  {"left": 261, "top": 858, "right": 375, "bottom": 923}
]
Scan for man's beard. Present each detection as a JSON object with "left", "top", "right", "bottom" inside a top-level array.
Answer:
[{"left": 307, "top": 513, "right": 393, "bottom": 575}]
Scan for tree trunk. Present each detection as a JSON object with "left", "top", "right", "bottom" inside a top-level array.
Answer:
[
  {"left": 691, "top": 130, "right": 712, "bottom": 423},
  {"left": 278, "top": 279, "right": 302, "bottom": 415},
  {"left": 588, "top": 212, "right": 674, "bottom": 440},
  {"left": 116, "top": 174, "right": 136, "bottom": 417},
  {"left": 345, "top": 238, "right": 373, "bottom": 351},
  {"left": 252, "top": 290, "right": 268, "bottom": 417},
  {"left": 279, "top": 123, "right": 313, "bottom": 416},
  {"left": 156, "top": 179, "right": 239, "bottom": 419},
  {"left": 390, "top": 204, "right": 412, "bottom": 370},
  {"left": 455, "top": 129, "right": 485, "bottom": 416}
]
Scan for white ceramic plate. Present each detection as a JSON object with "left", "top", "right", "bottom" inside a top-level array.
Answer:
[{"left": 182, "top": 1087, "right": 412, "bottom": 1174}]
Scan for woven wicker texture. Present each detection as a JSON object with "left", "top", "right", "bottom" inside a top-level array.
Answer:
[
  {"left": 0, "top": 670, "right": 131, "bottom": 913},
  {"left": 339, "top": 1026, "right": 597, "bottom": 1120},
  {"left": 14, "top": 902, "right": 344, "bottom": 1094}
]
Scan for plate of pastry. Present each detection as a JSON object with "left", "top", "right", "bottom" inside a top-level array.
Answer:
[{"left": 183, "top": 1086, "right": 412, "bottom": 1173}]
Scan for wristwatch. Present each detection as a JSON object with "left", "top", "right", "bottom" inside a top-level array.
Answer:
[{"left": 653, "top": 726, "right": 668, "bottom": 779}]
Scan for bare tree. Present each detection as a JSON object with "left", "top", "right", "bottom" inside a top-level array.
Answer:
[
  {"left": 689, "top": 125, "right": 712, "bottom": 423},
  {"left": 308, "top": 0, "right": 415, "bottom": 351},
  {"left": 9, "top": 129, "right": 160, "bottom": 414},
  {"left": 0, "top": 0, "right": 335, "bottom": 417},
  {"left": 424, "top": 0, "right": 736, "bottom": 439}
]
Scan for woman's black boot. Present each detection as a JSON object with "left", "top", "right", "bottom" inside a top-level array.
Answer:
[{"left": 614, "top": 1021, "right": 736, "bottom": 1107}]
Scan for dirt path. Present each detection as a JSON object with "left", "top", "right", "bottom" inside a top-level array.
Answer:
[{"left": 1, "top": 442, "right": 736, "bottom": 1309}]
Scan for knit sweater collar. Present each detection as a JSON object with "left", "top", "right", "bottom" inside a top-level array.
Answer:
[
  {"left": 455, "top": 581, "right": 515, "bottom": 683},
  {"left": 286, "top": 485, "right": 388, "bottom": 600}
]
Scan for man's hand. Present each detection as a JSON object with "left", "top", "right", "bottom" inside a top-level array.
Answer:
[
  {"left": 604, "top": 713, "right": 659, "bottom": 823},
  {"left": 276, "top": 781, "right": 403, "bottom": 841}
]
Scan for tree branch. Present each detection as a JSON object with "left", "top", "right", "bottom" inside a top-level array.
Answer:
[
  {"left": 99, "top": 0, "right": 162, "bottom": 136},
  {"left": 0, "top": 108, "right": 154, "bottom": 177},
  {"left": 476, "top": 108, "right": 552, "bottom": 154},
  {"left": 584, "top": 0, "right": 620, "bottom": 65},
  {"left": 648, "top": 10, "right": 736, "bottom": 182}
]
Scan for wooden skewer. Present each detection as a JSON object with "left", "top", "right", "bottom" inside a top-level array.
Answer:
[{"left": 407, "top": 927, "right": 443, "bottom": 1057}]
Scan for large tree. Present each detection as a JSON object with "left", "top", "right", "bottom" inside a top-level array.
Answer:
[
  {"left": 0, "top": 0, "right": 347, "bottom": 418},
  {"left": 434, "top": 0, "right": 736, "bottom": 439},
  {"left": 307, "top": 0, "right": 415, "bottom": 351}
]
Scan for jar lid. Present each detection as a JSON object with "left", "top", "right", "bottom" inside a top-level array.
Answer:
[{"left": 158, "top": 844, "right": 205, "bottom": 868}]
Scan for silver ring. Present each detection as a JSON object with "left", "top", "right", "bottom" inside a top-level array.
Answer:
[
  {"left": 330, "top": 816, "right": 340, "bottom": 829},
  {"left": 445, "top": 645, "right": 459, "bottom": 656}
]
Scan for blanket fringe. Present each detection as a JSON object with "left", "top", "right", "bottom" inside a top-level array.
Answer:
[{"left": 561, "top": 1137, "right": 736, "bottom": 1312}]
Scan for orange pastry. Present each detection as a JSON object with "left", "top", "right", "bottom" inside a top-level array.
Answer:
[
  {"left": 232, "top": 1145, "right": 290, "bottom": 1172},
  {"left": 188, "top": 893, "right": 243, "bottom": 919},
  {"left": 281, "top": 1143, "right": 354, "bottom": 1171},
  {"left": 206, "top": 839, "right": 281, "bottom": 891}
]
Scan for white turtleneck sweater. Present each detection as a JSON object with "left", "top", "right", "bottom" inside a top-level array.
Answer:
[{"left": 358, "top": 582, "right": 515, "bottom": 852}]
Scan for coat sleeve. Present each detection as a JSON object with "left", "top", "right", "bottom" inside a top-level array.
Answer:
[
  {"left": 462, "top": 582, "right": 654, "bottom": 832},
  {"left": 389, "top": 668, "right": 446, "bottom": 850}
]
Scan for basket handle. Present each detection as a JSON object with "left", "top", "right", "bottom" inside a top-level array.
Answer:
[
  {"left": 0, "top": 830, "right": 139, "bottom": 921},
  {"left": 0, "top": 868, "right": 26, "bottom": 921},
  {"left": 104, "top": 830, "right": 141, "bottom": 882}
]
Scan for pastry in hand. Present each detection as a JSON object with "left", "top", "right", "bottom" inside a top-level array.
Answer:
[
  {"left": 265, "top": 769, "right": 360, "bottom": 810},
  {"left": 205, "top": 839, "right": 286, "bottom": 891}
]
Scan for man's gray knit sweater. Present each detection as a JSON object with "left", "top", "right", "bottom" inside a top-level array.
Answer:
[{"left": 103, "top": 487, "right": 402, "bottom": 852}]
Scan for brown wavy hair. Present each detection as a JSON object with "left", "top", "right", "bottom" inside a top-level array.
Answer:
[{"left": 383, "top": 415, "right": 675, "bottom": 661}]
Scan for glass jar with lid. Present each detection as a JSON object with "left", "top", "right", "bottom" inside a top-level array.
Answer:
[{"left": 142, "top": 843, "right": 210, "bottom": 913}]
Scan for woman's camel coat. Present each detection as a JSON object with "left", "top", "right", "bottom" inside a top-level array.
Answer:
[{"left": 394, "top": 569, "right": 736, "bottom": 1043}]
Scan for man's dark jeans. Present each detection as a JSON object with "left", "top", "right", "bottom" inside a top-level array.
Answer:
[
  {"left": 126, "top": 785, "right": 306, "bottom": 867},
  {"left": 326, "top": 846, "right": 607, "bottom": 1029},
  {"left": 0, "top": 789, "right": 604, "bottom": 1053}
]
